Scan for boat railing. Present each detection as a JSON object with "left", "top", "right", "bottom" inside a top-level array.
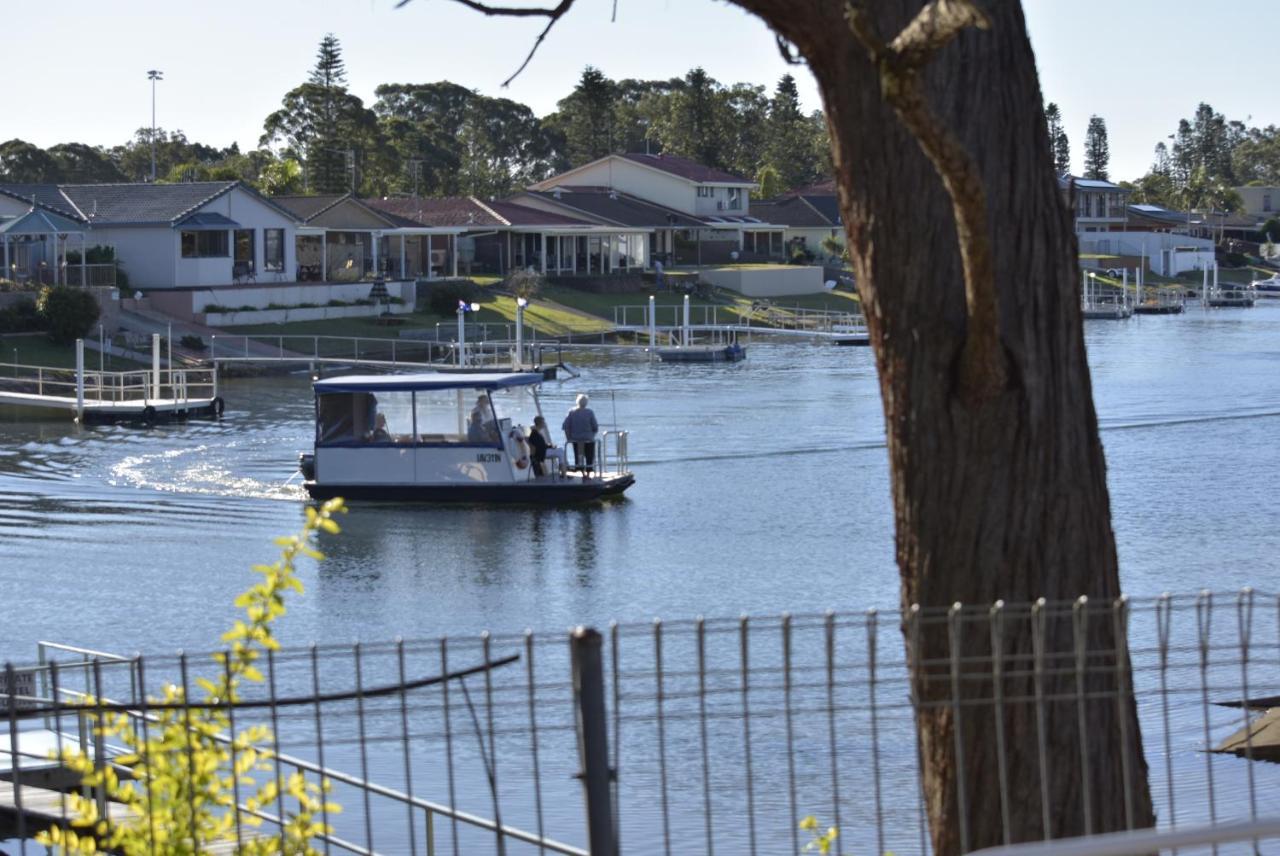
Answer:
[{"left": 598, "top": 429, "right": 629, "bottom": 475}]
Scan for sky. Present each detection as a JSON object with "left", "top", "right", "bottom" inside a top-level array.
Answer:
[{"left": 7, "top": 0, "right": 1278, "bottom": 182}]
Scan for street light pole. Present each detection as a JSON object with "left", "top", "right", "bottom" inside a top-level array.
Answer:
[{"left": 147, "top": 69, "right": 164, "bottom": 182}]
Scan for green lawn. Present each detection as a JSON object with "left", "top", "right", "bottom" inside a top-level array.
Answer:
[{"left": 0, "top": 335, "right": 145, "bottom": 370}]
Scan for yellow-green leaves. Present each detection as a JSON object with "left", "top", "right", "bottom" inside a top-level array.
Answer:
[
  {"left": 38, "top": 497, "right": 348, "bottom": 855},
  {"left": 801, "top": 815, "right": 839, "bottom": 854}
]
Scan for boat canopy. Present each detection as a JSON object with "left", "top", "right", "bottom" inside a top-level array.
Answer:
[{"left": 313, "top": 372, "right": 544, "bottom": 394}]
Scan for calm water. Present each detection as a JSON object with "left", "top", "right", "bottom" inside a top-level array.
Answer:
[{"left": 3, "top": 306, "right": 1280, "bottom": 853}]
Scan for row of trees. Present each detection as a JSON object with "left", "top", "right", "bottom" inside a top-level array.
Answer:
[
  {"left": 1, "top": 35, "right": 830, "bottom": 200},
  {"left": 1044, "top": 100, "right": 1280, "bottom": 215}
]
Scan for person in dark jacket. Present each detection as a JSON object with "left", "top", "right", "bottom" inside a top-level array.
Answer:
[
  {"left": 562, "top": 394, "right": 599, "bottom": 478},
  {"left": 527, "top": 416, "right": 550, "bottom": 476}
]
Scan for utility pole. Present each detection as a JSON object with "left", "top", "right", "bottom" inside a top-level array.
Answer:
[
  {"left": 147, "top": 70, "right": 164, "bottom": 182},
  {"left": 408, "top": 159, "right": 424, "bottom": 197}
]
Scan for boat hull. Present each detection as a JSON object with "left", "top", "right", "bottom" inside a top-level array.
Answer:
[{"left": 303, "top": 473, "right": 635, "bottom": 504}]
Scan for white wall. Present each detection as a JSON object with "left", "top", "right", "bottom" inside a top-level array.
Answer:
[
  {"left": 693, "top": 185, "right": 753, "bottom": 217},
  {"left": 553, "top": 159, "right": 698, "bottom": 214},
  {"left": 0, "top": 196, "right": 29, "bottom": 216},
  {"left": 173, "top": 187, "right": 298, "bottom": 287},
  {"left": 85, "top": 227, "right": 174, "bottom": 290},
  {"left": 1077, "top": 231, "right": 1214, "bottom": 276},
  {"left": 700, "top": 265, "right": 823, "bottom": 297}
]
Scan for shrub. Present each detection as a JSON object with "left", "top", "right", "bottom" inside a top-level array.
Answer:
[
  {"left": 326, "top": 299, "right": 350, "bottom": 307},
  {"left": 38, "top": 499, "right": 348, "bottom": 856},
  {"left": 179, "top": 334, "right": 206, "bottom": 351},
  {"left": 505, "top": 268, "right": 545, "bottom": 301},
  {"left": 202, "top": 303, "right": 233, "bottom": 314},
  {"left": 0, "top": 297, "right": 44, "bottom": 334},
  {"left": 37, "top": 285, "right": 100, "bottom": 344},
  {"left": 237, "top": 304, "right": 257, "bottom": 312},
  {"left": 427, "top": 279, "right": 484, "bottom": 315},
  {"left": 267, "top": 302, "right": 289, "bottom": 310}
]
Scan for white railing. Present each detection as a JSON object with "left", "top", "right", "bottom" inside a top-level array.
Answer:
[
  {"left": 0, "top": 362, "right": 216, "bottom": 405},
  {"left": 598, "top": 429, "right": 629, "bottom": 475},
  {"left": 614, "top": 302, "right": 864, "bottom": 332}
]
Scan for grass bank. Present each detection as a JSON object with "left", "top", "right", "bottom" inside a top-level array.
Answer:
[{"left": 0, "top": 334, "right": 145, "bottom": 370}]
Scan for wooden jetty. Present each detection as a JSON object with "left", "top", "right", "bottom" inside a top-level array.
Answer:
[{"left": 0, "top": 336, "right": 221, "bottom": 423}]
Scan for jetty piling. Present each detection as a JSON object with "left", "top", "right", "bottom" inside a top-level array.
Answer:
[{"left": 75, "top": 340, "right": 84, "bottom": 422}]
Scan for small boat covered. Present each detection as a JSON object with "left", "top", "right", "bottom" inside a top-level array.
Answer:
[
  {"left": 298, "top": 371, "right": 634, "bottom": 503},
  {"left": 1251, "top": 273, "right": 1280, "bottom": 296},
  {"left": 657, "top": 343, "right": 746, "bottom": 363}
]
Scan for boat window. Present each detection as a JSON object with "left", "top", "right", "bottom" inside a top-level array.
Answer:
[
  {"left": 487, "top": 386, "right": 540, "bottom": 432},
  {"left": 317, "top": 391, "right": 414, "bottom": 445},
  {"left": 413, "top": 387, "right": 502, "bottom": 445}
]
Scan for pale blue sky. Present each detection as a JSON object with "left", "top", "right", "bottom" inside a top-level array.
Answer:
[{"left": 10, "top": 0, "right": 1276, "bottom": 181}]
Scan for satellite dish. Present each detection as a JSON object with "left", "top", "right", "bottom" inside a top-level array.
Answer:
[
  {"left": 824, "top": 280, "right": 837, "bottom": 291},
  {"left": 134, "top": 291, "right": 143, "bottom": 300},
  {"left": 730, "top": 250, "right": 740, "bottom": 261}
]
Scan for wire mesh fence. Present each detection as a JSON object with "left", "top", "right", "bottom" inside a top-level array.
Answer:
[{"left": 3, "top": 590, "right": 1280, "bottom": 855}]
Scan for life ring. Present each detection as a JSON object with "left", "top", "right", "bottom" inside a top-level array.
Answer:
[
  {"left": 509, "top": 428, "right": 530, "bottom": 470},
  {"left": 211, "top": 396, "right": 225, "bottom": 416},
  {"left": 140, "top": 405, "right": 157, "bottom": 425}
]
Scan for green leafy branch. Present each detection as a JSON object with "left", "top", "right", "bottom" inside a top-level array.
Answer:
[{"left": 38, "top": 498, "right": 347, "bottom": 855}]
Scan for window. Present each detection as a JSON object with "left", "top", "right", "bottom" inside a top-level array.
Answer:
[
  {"left": 697, "top": 186, "right": 714, "bottom": 198},
  {"left": 234, "top": 229, "right": 255, "bottom": 272},
  {"left": 726, "top": 188, "right": 742, "bottom": 210},
  {"left": 180, "top": 230, "right": 228, "bottom": 258},
  {"left": 264, "top": 228, "right": 285, "bottom": 271},
  {"left": 1265, "top": 194, "right": 1272, "bottom": 213}
]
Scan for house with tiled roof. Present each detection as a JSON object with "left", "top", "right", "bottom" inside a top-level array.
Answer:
[
  {"left": 526, "top": 155, "right": 796, "bottom": 265},
  {"left": 0, "top": 180, "right": 300, "bottom": 292},
  {"left": 364, "top": 195, "right": 651, "bottom": 276}
]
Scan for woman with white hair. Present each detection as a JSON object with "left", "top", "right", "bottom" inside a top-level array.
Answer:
[{"left": 561, "top": 393, "right": 599, "bottom": 478}]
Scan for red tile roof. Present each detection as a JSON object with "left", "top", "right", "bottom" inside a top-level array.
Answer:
[{"left": 618, "top": 153, "right": 750, "bottom": 185}]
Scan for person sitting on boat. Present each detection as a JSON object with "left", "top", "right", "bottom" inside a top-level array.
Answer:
[
  {"left": 366, "top": 412, "right": 391, "bottom": 443},
  {"left": 562, "top": 394, "right": 599, "bottom": 478},
  {"left": 468, "top": 396, "right": 499, "bottom": 443},
  {"left": 527, "top": 416, "right": 551, "bottom": 476}
]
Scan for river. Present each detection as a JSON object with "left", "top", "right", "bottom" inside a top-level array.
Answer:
[{"left": 2, "top": 305, "right": 1279, "bottom": 853}]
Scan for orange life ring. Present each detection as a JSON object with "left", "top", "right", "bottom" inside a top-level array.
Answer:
[{"left": 509, "top": 429, "right": 530, "bottom": 470}]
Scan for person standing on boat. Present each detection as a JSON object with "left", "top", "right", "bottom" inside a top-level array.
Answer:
[
  {"left": 562, "top": 394, "right": 599, "bottom": 478},
  {"left": 527, "top": 416, "right": 550, "bottom": 477}
]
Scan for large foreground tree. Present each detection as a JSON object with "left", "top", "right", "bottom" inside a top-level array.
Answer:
[{"left": 428, "top": 1, "right": 1154, "bottom": 852}]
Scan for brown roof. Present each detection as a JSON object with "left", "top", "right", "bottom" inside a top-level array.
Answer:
[
  {"left": 365, "top": 197, "right": 504, "bottom": 228},
  {"left": 272, "top": 194, "right": 348, "bottom": 221},
  {"left": 487, "top": 200, "right": 594, "bottom": 227},
  {"left": 618, "top": 153, "right": 750, "bottom": 185},
  {"left": 363, "top": 196, "right": 593, "bottom": 229},
  {"left": 751, "top": 196, "right": 836, "bottom": 228}
]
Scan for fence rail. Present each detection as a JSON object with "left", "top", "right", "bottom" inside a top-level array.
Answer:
[
  {"left": 4, "top": 590, "right": 1280, "bottom": 855},
  {"left": 0, "top": 361, "right": 216, "bottom": 406}
]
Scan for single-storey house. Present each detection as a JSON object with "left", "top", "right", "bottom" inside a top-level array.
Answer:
[{"left": 0, "top": 180, "right": 301, "bottom": 291}]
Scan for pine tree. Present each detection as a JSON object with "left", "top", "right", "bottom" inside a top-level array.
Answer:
[
  {"left": 558, "top": 67, "right": 617, "bottom": 165},
  {"left": 309, "top": 34, "right": 347, "bottom": 89},
  {"left": 1044, "top": 102, "right": 1070, "bottom": 175},
  {"left": 1083, "top": 115, "right": 1109, "bottom": 180},
  {"left": 762, "top": 74, "right": 819, "bottom": 189}
]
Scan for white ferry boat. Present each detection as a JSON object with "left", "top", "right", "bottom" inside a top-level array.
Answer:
[{"left": 298, "top": 371, "right": 634, "bottom": 503}]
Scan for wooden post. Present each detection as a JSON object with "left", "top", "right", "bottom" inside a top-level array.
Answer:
[
  {"left": 75, "top": 338, "right": 85, "bottom": 422},
  {"left": 570, "top": 627, "right": 616, "bottom": 856},
  {"left": 152, "top": 333, "right": 161, "bottom": 401}
]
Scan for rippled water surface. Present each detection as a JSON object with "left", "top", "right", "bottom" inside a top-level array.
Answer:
[{"left": 3, "top": 306, "right": 1280, "bottom": 852}]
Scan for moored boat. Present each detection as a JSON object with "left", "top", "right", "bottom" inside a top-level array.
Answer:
[{"left": 298, "top": 371, "right": 634, "bottom": 503}]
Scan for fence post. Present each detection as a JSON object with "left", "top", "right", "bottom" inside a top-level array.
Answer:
[
  {"left": 571, "top": 626, "right": 616, "bottom": 856},
  {"left": 75, "top": 339, "right": 85, "bottom": 421}
]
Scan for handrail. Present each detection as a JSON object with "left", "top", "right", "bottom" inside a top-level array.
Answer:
[{"left": 43, "top": 681, "right": 587, "bottom": 856}]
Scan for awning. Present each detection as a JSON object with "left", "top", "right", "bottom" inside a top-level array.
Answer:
[
  {"left": 0, "top": 208, "right": 86, "bottom": 235},
  {"left": 314, "top": 371, "right": 544, "bottom": 393},
  {"left": 177, "top": 212, "right": 240, "bottom": 230}
]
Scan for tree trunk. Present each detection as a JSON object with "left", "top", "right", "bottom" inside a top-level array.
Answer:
[{"left": 731, "top": 0, "right": 1154, "bottom": 851}]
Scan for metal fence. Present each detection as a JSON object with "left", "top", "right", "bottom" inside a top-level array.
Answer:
[{"left": 4, "top": 590, "right": 1280, "bottom": 855}]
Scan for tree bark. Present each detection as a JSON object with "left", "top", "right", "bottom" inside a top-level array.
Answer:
[{"left": 727, "top": 0, "right": 1154, "bottom": 851}]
